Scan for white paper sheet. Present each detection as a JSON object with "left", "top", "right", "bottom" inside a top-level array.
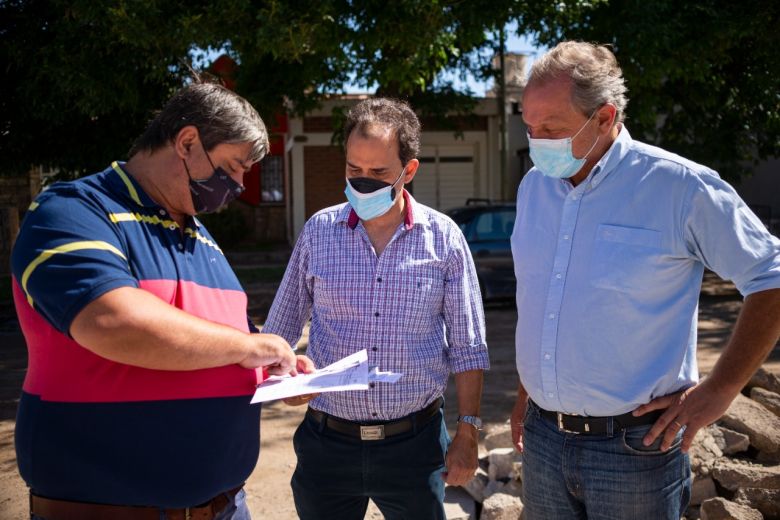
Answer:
[{"left": 250, "top": 349, "right": 403, "bottom": 404}]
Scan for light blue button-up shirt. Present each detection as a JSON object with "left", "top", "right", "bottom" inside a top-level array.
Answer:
[{"left": 511, "top": 126, "right": 780, "bottom": 416}]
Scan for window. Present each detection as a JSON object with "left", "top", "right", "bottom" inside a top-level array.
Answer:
[
  {"left": 473, "top": 210, "right": 515, "bottom": 241},
  {"left": 260, "top": 155, "right": 284, "bottom": 202}
]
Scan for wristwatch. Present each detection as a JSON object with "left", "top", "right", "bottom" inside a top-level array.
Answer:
[{"left": 457, "top": 415, "right": 483, "bottom": 430}]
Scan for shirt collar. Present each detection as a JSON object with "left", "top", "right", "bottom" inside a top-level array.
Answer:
[
  {"left": 110, "top": 161, "right": 159, "bottom": 208},
  {"left": 584, "top": 124, "right": 633, "bottom": 189},
  {"left": 345, "top": 190, "right": 423, "bottom": 231}
]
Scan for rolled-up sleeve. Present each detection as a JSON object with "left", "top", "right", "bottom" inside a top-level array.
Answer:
[
  {"left": 443, "top": 228, "right": 489, "bottom": 373},
  {"left": 683, "top": 171, "right": 780, "bottom": 296}
]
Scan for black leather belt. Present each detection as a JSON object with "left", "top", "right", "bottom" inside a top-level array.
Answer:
[
  {"left": 531, "top": 399, "right": 663, "bottom": 435},
  {"left": 306, "top": 397, "right": 443, "bottom": 441}
]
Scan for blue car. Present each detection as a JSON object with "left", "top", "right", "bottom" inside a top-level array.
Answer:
[{"left": 447, "top": 200, "right": 516, "bottom": 301}]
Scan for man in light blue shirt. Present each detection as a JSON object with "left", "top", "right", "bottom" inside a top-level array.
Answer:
[{"left": 510, "top": 41, "right": 780, "bottom": 519}]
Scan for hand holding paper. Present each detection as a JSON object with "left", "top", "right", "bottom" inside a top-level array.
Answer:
[{"left": 251, "top": 349, "right": 403, "bottom": 404}]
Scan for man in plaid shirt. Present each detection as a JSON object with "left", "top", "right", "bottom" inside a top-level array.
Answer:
[{"left": 263, "top": 98, "right": 489, "bottom": 519}]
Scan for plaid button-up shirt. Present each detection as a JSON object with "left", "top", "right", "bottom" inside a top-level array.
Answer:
[{"left": 262, "top": 192, "right": 488, "bottom": 421}]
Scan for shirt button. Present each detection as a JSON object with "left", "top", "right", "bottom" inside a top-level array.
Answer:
[
  {"left": 555, "top": 273, "right": 562, "bottom": 279},
  {"left": 369, "top": 383, "right": 375, "bottom": 388},
  {"left": 168, "top": 225, "right": 176, "bottom": 231},
  {"left": 563, "top": 234, "right": 570, "bottom": 240},
  {"left": 372, "top": 347, "right": 378, "bottom": 352},
  {"left": 544, "top": 353, "right": 551, "bottom": 360},
  {"left": 374, "top": 312, "right": 380, "bottom": 317},
  {"left": 547, "top": 392, "right": 554, "bottom": 398},
  {"left": 177, "top": 243, "right": 184, "bottom": 250},
  {"left": 377, "top": 277, "right": 382, "bottom": 283},
  {"left": 372, "top": 412, "right": 378, "bottom": 417},
  {"left": 548, "top": 313, "right": 556, "bottom": 319},
  {"left": 159, "top": 209, "right": 166, "bottom": 216}
]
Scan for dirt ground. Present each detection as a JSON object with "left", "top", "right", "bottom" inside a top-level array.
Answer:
[{"left": 1, "top": 273, "right": 778, "bottom": 519}]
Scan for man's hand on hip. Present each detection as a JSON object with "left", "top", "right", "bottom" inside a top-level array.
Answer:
[
  {"left": 632, "top": 378, "right": 737, "bottom": 453},
  {"left": 443, "top": 422, "right": 479, "bottom": 486},
  {"left": 240, "top": 333, "right": 297, "bottom": 375}
]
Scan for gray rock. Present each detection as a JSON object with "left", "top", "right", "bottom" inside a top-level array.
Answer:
[
  {"left": 755, "top": 450, "right": 780, "bottom": 464},
  {"left": 720, "top": 393, "right": 780, "bottom": 455},
  {"left": 751, "top": 387, "right": 780, "bottom": 417},
  {"left": 748, "top": 367, "right": 780, "bottom": 394},
  {"left": 501, "top": 479, "right": 523, "bottom": 498},
  {"left": 509, "top": 461, "right": 522, "bottom": 482},
  {"left": 690, "top": 426, "right": 724, "bottom": 475},
  {"left": 464, "top": 468, "right": 489, "bottom": 503},
  {"left": 712, "top": 460, "right": 780, "bottom": 491},
  {"left": 483, "top": 480, "right": 505, "bottom": 500},
  {"left": 711, "top": 426, "right": 750, "bottom": 455},
  {"left": 444, "top": 485, "right": 477, "bottom": 520},
  {"left": 734, "top": 487, "right": 780, "bottom": 519},
  {"left": 700, "top": 497, "right": 763, "bottom": 520},
  {"left": 480, "top": 492, "right": 524, "bottom": 520},
  {"left": 484, "top": 423, "right": 513, "bottom": 452},
  {"left": 690, "top": 475, "right": 718, "bottom": 506},
  {"left": 488, "top": 448, "right": 518, "bottom": 482}
]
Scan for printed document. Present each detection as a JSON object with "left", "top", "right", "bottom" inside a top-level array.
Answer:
[{"left": 250, "top": 349, "right": 403, "bottom": 403}]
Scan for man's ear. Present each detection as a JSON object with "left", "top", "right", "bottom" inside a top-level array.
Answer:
[
  {"left": 403, "top": 159, "right": 420, "bottom": 184},
  {"left": 597, "top": 104, "right": 617, "bottom": 134},
  {"left": 174, "top": 126, "right": 200, "bottom": 159}
]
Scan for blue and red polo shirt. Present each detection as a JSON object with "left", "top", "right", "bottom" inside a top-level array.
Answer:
[{"left": 11, "top": 162, "right": 264, "bottom": 507}]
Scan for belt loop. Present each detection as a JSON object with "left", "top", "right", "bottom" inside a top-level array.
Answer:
[{"left": 607, "top": 416, "right": 614, "bottom": 437}]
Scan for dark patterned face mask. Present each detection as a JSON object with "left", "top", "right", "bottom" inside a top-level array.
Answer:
[{"left": 184, "top": 146, "right": 245, "bottom": 214}]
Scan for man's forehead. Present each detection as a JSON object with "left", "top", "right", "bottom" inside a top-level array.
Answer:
[{"left": 522, "top": 79, "right": 579, "bottom": 123}]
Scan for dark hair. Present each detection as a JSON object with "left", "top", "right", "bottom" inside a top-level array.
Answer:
[
  {"left": 129, "top": 83, "right": 269, "bottom": 161},
  {"left": 343, "top": 98, "right": 421, "bottom": 165}
]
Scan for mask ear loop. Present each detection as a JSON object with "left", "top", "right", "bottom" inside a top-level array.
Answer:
[
  {"left": 572, "top": 109, "right": 601, "bottom": 161},
  {"left": 390, "top": 165, "right": 406, "bottom": 200},
  {"left": 182, "top": 159, "right": 194, "bottom": 181}
]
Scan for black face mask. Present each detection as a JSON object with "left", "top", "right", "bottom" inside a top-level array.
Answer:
[
  {"left": 183, "top": 147, "right": 245, "bottom": 214},
  {"left": 347, "top": 167, "right": 405, "bottom": 199}
]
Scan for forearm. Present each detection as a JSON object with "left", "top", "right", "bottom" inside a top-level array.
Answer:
[
  {"left": 706, "top": 288, "right": 780, "bottom": 395},
  {"left": 70, "top": 286, "right": 259, "bottom": 370},
  {"left": 454, "top": 369, "right": 484, "bottom": 416},
  {"left": 516, "top": 380, "right": 529, "bottom": 402}
]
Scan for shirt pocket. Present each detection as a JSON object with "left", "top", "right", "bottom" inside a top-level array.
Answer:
[
  {"left": 590, "top": 224, "right": 664, "bottom": 293},
  {"left": 403, "top": 276, "right": 444, "bottom": 331}
]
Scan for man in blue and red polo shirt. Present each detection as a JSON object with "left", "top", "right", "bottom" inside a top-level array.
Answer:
[{"left": 11, "top": 83, "right": 309, "bottom": 519}]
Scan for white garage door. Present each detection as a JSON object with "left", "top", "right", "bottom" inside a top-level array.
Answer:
[{"left": 412, "top": 144, "right": 476, "bottom": 211}]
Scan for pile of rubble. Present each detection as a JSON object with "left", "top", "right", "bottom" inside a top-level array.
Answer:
[{"left": 453, "top": 367, "right": 780, "bottom": 520}]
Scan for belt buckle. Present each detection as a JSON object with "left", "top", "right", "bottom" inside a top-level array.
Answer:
[
  {"left": 360, "top": 425, "right": 385, "bottom": 440},
  {"left": 556, "top": 412, "right": 588, "bottom": 434}
]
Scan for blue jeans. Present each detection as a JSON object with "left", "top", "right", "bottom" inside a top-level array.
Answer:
[
  {"left": 291, "top": 409, "right": 450, "bottom": 520},
  {"left": 32, "top": 489, "right": 250, "bottom": 520},
  {"left": 522, "top": 401, "right": 691, "bottom": 520}
]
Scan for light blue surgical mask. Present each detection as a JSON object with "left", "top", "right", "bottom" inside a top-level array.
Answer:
[
  {"left": 344, "top": 166, "right": 405, "bottom": 221},
  {"left": 528, "top": 111, "right": 600, "bottom": 179}
]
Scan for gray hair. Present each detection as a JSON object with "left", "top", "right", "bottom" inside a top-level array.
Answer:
[
  {"left": 129, "top": 83, "right": 269, "bottom": 162},
  {"left": 528, "top": 41, "right": 628, "bottom": 123},
  {"left": 343, "top": 98, "right": 421, "bottom": 165}
]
